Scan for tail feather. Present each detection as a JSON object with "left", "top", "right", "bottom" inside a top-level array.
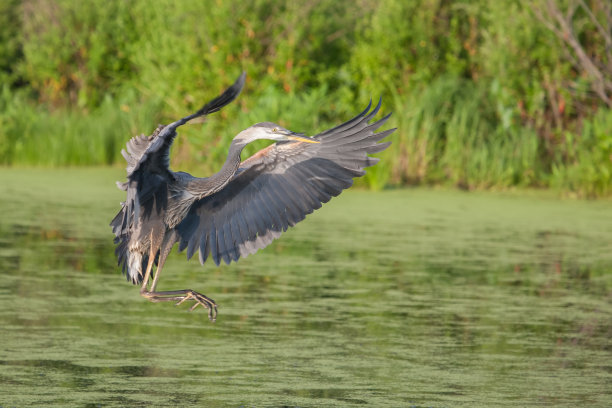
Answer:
[{"left": 127, "top": 252, "right": 144, "bottom": 285}]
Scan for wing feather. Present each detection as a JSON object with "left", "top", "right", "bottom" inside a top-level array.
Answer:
[
  {"left": 198, "top": 227, "right": 209, "bottom": 264},
  {"left": 175, "top": 102, "right": 395, "bottom": 266},
  {"left": 317, "top": 99, "right": 374, "bottom": 138},
  {"left": 209, "top": 222, "right": 220, "bottom": 266},
  {"left": 233, "top": 206, "right": 251, "bottom": 243},
  {"left": 110, "top": 72, "right": 246, "bottom": 244}
]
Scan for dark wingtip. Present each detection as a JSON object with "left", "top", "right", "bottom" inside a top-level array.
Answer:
[
  {"left": 364, "top": 98, "right": 373, "bottom": 114},
  {"left": 224, "top": 71, "right": 246, "bottom": 105},
  {"left": 206, "top": 70, "right": 247, "bottom": 114},
  {"left": 365, "top": 97, "right": 383, "bottom": 122},
  {"left": 236, "top": 71, "right": 247, "bottom": 91},
  {"left": 173, "top": 71, "right": 247, "bottom": 127}
]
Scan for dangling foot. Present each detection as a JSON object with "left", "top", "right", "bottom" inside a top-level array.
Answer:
[
  {"left": 175, "top": 290, "right": 218, "bottom": 322},
  {"left": 141, "top": 289, "right": 218, "bottom": 322}
]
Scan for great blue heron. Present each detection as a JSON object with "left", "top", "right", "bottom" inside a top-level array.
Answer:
[{"left": 110, "top": 72, "right": 394, "bottom": 321}]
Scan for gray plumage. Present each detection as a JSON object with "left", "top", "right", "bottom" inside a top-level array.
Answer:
[{"left": 110, "top": 72, "right": 394, "bottom": 320}]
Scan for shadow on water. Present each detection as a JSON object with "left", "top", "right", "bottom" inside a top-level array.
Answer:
[{"left": 0, "top": 168, "right": 611, "bottom": 407}]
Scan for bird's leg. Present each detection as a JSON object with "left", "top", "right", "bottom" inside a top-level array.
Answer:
[
  {"left": 139, "top": 237, "right": 218, "bottom": 321},
  {"left": 139, "top": 251, "right": 156, "bottom": 295},
  {"left": 139, "top": 229, "right": 162, "bottom": 295}
]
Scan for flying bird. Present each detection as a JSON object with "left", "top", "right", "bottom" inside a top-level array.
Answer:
[{"left": 110, "top": 72, "right": 394, "bottom": 321}]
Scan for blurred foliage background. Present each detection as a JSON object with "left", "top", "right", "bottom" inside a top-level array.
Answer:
[{"left": 0, "top": 0, "right": 610, "bottom": 196}]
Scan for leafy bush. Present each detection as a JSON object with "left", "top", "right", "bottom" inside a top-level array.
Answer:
[{"left": 0, "top": 0, "right": 610, "bottom": 196}]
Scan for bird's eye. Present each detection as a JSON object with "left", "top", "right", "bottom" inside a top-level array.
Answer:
[{"left": 272, "top": 128, "right": 278, "bottom": 133}]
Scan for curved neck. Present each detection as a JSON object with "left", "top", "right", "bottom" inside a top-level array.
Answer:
[{"left": 188, "top": 140, "right": 246, "bottom": 198}]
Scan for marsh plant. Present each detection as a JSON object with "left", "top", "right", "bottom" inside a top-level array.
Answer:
[{"left": 1, "top": 0, "right": 610, "bottom": 196}]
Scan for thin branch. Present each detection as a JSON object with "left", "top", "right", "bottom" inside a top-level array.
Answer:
[
  {"left": 535, "top": 0, "right": 612, "bottom": 107},
  {"left": 577, "top": 0, "right": 611, "bottom": 48}
]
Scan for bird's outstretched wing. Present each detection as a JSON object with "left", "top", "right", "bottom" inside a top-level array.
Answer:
[
  {"left": 118, "top": 72, "right": 246, "bottom": 182},
  {"left": 110, "top": 72, "right": 246, "bottom": 242},
  {"left": 175, "top": 99, "right": 394, "bottom": 266}
]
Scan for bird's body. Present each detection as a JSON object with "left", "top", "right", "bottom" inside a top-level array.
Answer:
[{"left": 111, "top": 72, "right": 394, "bottom": 321}]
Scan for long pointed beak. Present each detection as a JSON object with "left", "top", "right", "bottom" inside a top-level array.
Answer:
[{"left": 287, "top": 133, "right": 320, "bottom": 144}]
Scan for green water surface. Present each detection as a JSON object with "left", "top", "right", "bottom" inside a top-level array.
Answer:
[{"left": 0, "top": 168, "right": 611, "bottom": 407}]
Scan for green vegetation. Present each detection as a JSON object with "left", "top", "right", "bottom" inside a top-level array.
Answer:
[{"left": 1, "top": 0, "right": 611, "bottom": 196}]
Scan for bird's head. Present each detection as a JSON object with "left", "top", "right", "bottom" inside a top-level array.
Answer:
[{"left": 234, "top": 122, "right": 319, "bottom": 145}]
